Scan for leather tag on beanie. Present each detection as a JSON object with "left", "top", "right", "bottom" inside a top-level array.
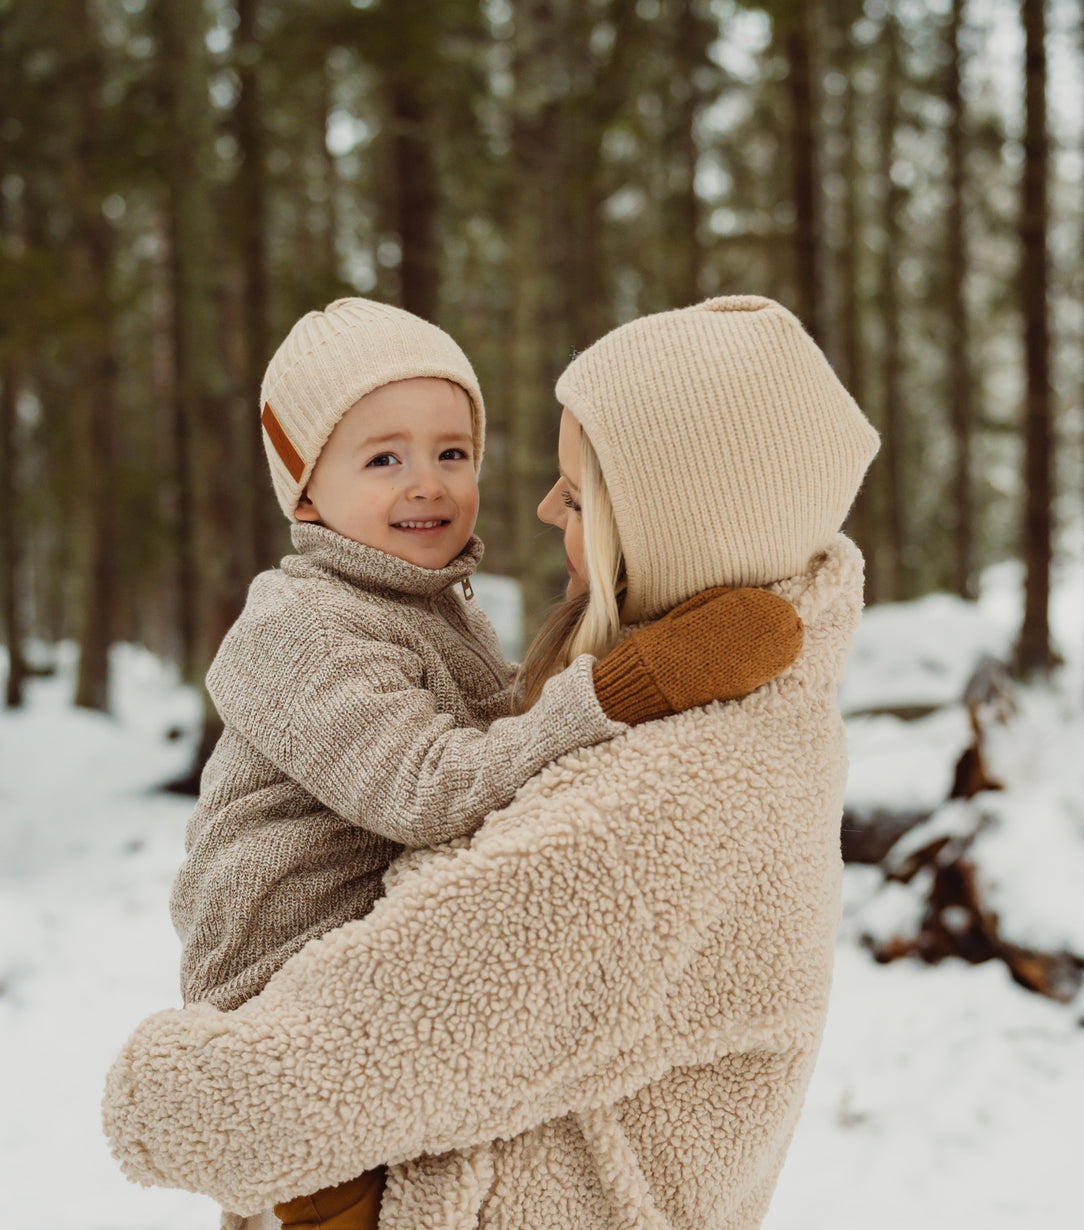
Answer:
[{"left": 261, "top": 402, "right": 305, "bottom": 482}]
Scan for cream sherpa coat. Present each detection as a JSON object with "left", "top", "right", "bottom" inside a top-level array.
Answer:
[{"left": 104, "top": 534, "right": 862, "bottom": 1230}]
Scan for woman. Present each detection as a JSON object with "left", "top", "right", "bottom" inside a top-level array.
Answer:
[{"left": 104, "top": 295, "right": 878, "bottom": 1229}]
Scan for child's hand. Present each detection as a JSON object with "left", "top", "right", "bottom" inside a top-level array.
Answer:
[{"left": 593, "top": 587, "right": 804, "bottom": 725}]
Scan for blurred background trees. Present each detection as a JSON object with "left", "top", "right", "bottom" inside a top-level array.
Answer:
[{"left": 1, "top": 0, "right": 1080, "bottom": 736}]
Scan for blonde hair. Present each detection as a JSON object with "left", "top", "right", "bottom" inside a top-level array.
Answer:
[{"left": 515, "top": 429, "right": 627, "bottom": 711}]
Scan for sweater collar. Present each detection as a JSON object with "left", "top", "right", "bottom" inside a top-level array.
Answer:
[{"left": 283, "top": 522, "right": 484, "bottom": 598}]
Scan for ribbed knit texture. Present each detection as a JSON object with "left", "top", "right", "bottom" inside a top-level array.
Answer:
[
  {"left": 260, "top": 299, "right": 486, "bottom": 520},
  {"left": 592, "top": 586, "right": 805, "bottom": 726},
  {"left": 592, "top": 643, "right": 669, "bottom": 726},
  {"left": 172, "top": 522, "right": 622, "bottom": 1011},
  {"left": 555, "top": 294, "right": 880, "bottom": 619}
]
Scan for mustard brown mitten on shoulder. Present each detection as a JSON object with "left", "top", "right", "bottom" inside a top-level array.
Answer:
[
  {"left": 273, "top": 1169, "right": 386, "bottom": 1230},
  {"left": 593, "top": 587, "right": 803, "bottom": 726}
]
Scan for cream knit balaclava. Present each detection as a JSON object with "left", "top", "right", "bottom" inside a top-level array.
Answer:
[
  {"left": 554, "top": 295, "right": 880, "bottom": 621},
  {"left": 260, "top": 298, "right": 486, "bottom": 520}
]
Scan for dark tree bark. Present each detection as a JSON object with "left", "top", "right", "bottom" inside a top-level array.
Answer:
[
  {"left": 355, "top": 0, "right": 443, "bottom": 322},
  {"left": 390, "top": 79, "right": 440, "bottom": 322},
  {"left": 156, "top": 0, "right": 202, "bottom": 684},
  {"left": 663, "top": 0, "right": 706, "bottom": 308},
  {"left": 560, "top": 3, "right": 610, "bottom": 351},
  {"left": 0, "top": 358, "right": 27, "bottom": 708},
  {"left": 156, "top": 0, "right": 237, "bottom": 782},
  {"left": 561, "top": 0, "right": 641, "bottom": 349},
  {"left": 67, "top": 0, "right": 119, "bottom": 713},
  {"left": 876, "top": 10, "right": 908, "bottom": 602},
  {"left": 1015, "top": 0, "right": 1056, "bottom": 673},
  {"left": 946, "top": 0, "right": 976, "bottom": 599},
  {"left": 165, "top": 266, "right": 198, "bottom": 686},
  {"left": 315, "top": 60, "right": 342, "bottom": 299},
  {"left": 833, "top": 7, "right": 879, "bottom": 601},
  {"left": 509, "top": 0, "right": 566, "bottom": 629},
  {"left": 780, "top": 1, "right": 825, "bottom": 344},
  {"left": 234, "top": 0, "right": 275, "bottom": 576}
]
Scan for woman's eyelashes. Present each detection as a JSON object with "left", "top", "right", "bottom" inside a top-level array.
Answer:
[{"left": 561, "top": 490, "right": 582, "bottom": 513}]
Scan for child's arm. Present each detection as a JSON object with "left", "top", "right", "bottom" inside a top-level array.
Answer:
[{"left": 208, "top": 587, "right": 801, "bottom": 850}]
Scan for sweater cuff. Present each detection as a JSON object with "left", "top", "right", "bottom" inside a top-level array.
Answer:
[{"left": 593, "top": 638, "right": 672, "bottom": 726}]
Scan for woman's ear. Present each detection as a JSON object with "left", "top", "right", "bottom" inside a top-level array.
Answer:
[{"left": 294, "top": 490, "right": 321, "bottom": 523}]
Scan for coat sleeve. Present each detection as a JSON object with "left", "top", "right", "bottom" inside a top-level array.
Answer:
[
  {"left": 207, "top": 610, "right": 623, "bottom": 848},
  {"left": 102, "top": 769, "right": 725, "bottom": 1214}
]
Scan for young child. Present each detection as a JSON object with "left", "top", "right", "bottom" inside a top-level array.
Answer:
[{"left": 170, "top": 297, "right": 804, "bottom": 1230}]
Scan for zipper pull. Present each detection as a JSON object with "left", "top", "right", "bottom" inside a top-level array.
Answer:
[{"left": 461, "top": 578, "right": 474, "bottom": 601}]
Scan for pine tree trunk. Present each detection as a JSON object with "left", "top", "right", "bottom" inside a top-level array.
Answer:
[
  {"left": 664, "top": 0, "right": 704, "bottom": 309},
  {"left": 315, "top": 60, "right": 341, "bottom": 300},
  {"left": 560, "top": 5, "right": 610, "bottom": 351},
  {"left": 781, "top": 1, "right": 825, "bottom": 344},
  {"left": 72, "top": 271, "right": 119, "bottom": 714},
  {"left": 0, "top": 359, "right": 27, "bottom": 708},
  {"left": 156, "top": 0, "right": 235, "bottom": 781},
  {"left": 390, "top": 79, "right": 439, "bottom": 322},
  {"left": 234, "top": 0, "right": 275, "bottom": 575},
  {"left": 559, "top": 0, "right": 643, "bottom": 348},
  {"left": 510, "top": 0, "right": 565, "bottom": 632},
  {"left": 1015, "top": 0, "right": 1055, "bottom": 673},
  {"left": 876, "top": 11, "right": 907, "bottom": 602},
  {"left": 167, "top": 277, "right": 199, "bottom": 685},
  {"left": 833, "top": 8, "right": 879, "bottom": 601},
  {"left": 946, "top": 0, "right": 976, "bottom": 599},
  {"left": 67, "top": 0, "right": 119, "bottom": 714},
  {"left": 156, "top": 0, "right": 204, "bottom": 685}
]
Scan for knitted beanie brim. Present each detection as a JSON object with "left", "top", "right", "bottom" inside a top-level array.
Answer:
[{"left": 260, "top": 299, "right": 485, "bottom": 521}]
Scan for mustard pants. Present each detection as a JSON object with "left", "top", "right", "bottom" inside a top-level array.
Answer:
[{"left": 273, "top": 1168, "right": 386, "bottom": 1230}]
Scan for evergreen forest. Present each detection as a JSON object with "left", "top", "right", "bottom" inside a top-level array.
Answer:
[{"left": 1, "top": 0, "right": 1081, "bottom": 760}]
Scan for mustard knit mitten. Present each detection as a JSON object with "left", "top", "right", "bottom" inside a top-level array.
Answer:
[
  {"left": 273, "top": 1169, "right": 386, "bottom": 1230},
  {"left": 593, "top": 587, "right": 804, "bottom": 726}
]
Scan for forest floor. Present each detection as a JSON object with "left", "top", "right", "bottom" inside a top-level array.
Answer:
[{"left": 1, "top": 546, "right": 1082, "bottom": 1230}]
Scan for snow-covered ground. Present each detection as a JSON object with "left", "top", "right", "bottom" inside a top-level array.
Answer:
[{"left": 2, "top": 554, "right": 1082, "bottom": 1230}]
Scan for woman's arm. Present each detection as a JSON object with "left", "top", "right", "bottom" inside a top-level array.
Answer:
[{"left": 104, "top": 768, "right": 737, "bottom": 1212}]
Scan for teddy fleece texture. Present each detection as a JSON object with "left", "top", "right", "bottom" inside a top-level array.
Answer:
[
  {"left": 103, "top": 535, "right": 863, "bottom": 1230},
  {"left": 174, "top": 519, "right": 621, "bottom": 1010}
]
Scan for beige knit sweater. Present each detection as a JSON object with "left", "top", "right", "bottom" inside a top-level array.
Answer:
[
  {"left": 105, "top": 535, "right": 863, "bottom": 1230},
  {"left": 173, "top": 521, "right": 623, "bottom": 1011}
]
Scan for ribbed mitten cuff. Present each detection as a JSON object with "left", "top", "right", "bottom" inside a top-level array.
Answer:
[
  {"left": 274, "top": 1169, "right": 386, "bottom": 1227},
  {"left": 593, "top": 638, "right": 672, "bottom": 726}
]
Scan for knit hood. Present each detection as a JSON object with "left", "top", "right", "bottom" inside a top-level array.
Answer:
[{"left": 555, "top": 295, "right": 879, "bottom": 620}]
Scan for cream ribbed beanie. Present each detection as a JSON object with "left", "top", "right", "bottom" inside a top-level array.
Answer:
[
  {"left": 260, "top": 298, "right": 485, "bottom": 520},
  {"left": 554, "top": 295, "right": 880, "bottom": 621}
]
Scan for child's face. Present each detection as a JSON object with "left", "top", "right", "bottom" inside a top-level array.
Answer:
[{"left": 295, "top": 377, "right": 479, "bottom": 569}]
